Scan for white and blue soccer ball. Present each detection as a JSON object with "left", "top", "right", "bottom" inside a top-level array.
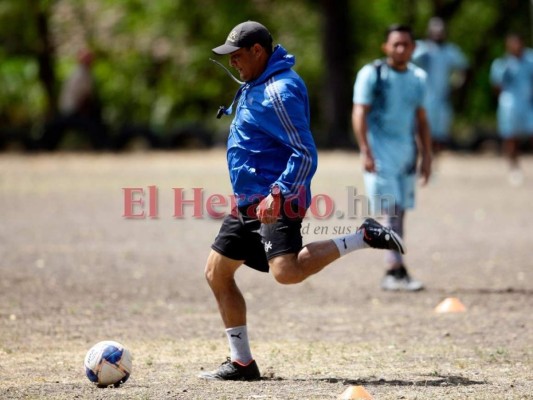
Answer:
[{"left": 84, "top": 340, "right": 132, "bottom": 387}]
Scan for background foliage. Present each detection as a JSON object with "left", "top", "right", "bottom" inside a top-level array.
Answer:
[{"left": 0, "top": 0, "right": 531, "bottom": 148}]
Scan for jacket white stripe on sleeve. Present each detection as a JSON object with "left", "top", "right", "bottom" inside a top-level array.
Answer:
[{"left": 266, "top": 77, "right": 313, "bottom": 195}]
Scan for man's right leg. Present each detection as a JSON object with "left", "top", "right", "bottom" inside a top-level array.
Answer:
[
  {"left": 364, "top": 173, "right": 422, "bottom": 291},
  {"left": 504, "top": 137, "right": 519, "bottom": 169},
  {"left": 504, "top": 137, "right": 524, "bottom": 186},
  {"left": 204, "top": 250, "right": 246, "bottom": 328},
  {"left": 384, "top": 206, "right": 405, "bottom": 269},
  {"left": 380, "top": 208, "right": 423, "bottom": 292},
  {"left": 199, "top": 250, "right": 260, "bottom": 381}
]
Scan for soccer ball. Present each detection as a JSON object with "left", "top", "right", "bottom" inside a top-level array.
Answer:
[{"left": 84, "top": 340, "right": 132, "bottom": 387}]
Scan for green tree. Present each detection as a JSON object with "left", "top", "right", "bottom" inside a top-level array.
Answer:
[
  {"left": 1, "top": 0, "right": 532, "bottom": 149},
  {"left": 0, "top": 0, "right": 56, "bottom": 129}
]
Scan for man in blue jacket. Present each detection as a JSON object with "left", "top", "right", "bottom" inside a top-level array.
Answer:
[{"left": 200, "top": 21, "right": 405, "bottom": 381}]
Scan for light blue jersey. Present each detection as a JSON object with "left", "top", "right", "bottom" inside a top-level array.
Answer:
[
  {"left": 353, "top": 61, "right": 427, "bottom": 211},
  {"left": 412, "top": 40, "right": 468, "bottom": 140},
  {"left": 490, "top": 52, "right": 533, "bottom": 138},
  {"left": 353, "top": 61, "right": 427, "bottom": 174}
]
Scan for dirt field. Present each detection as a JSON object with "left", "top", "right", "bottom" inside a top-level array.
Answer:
[{"left": 0, "top": 150, "right": 531, "bottom": 399}]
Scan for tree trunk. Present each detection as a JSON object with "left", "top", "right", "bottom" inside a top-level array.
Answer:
[
  {"left": 404, "top": 0, "right": 418, "bottom": 28},
  {"left": 31, "top": 1, "right": 57, "bottom": 117},
  {"left": 319, "top": 0, "right": 353, "bottom": 148},
  {"left": 432, "top": 0, "right": 464, "bottom": 19}
]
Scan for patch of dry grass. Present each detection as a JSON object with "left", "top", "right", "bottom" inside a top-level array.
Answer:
[{"left": 1, "top": 151, "right": 532, "bottom": 399}]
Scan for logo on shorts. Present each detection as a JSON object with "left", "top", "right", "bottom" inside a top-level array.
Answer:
[{"left": 264, "top": 241, "right": 273, "bottom": 252}]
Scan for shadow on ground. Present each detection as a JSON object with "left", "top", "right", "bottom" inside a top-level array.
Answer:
[{"left": 265, "top": 374, "right": 486, "bottom": 386}]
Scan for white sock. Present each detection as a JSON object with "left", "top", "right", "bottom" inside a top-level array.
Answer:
[
  {"left": 332, "top": 228, "right": 369, "bottom": 257},
  {"left": 226, "top": 326, "right": 253, "bottom": 365}
]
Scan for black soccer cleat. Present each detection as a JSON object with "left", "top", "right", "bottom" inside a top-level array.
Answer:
[
  {"left": 359, "top": 218, "right": 406, "bottom": 254},
  {"left": 198, "top": 358, "right": 261, "bottom": 381}
]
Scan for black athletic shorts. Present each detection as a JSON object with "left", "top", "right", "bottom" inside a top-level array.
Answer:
[{"left": 211, "top": 201, "right": 304, "bottom": 273}]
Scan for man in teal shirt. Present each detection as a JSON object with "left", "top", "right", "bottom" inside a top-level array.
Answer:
[
  {"left": 413, "top": 17, "right": 468, "bottom": 154},
  {"left": 490, "top": 33, "right": 533, "bottom": 186},
  {"left": 352, "top": 24, "right": 432, "bottom": 291}
]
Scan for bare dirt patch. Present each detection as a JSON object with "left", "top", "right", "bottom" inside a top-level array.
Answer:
[{"left": 0, "top": 151, "right": 531, "bottom": 399}]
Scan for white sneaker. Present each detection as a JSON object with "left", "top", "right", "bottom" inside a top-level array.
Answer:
[
  {"left": 508, "top": 169, "right": 524, "bottom": 187},
  {"left": 381, "top": 266, "right": 424, "bottom": 291}
]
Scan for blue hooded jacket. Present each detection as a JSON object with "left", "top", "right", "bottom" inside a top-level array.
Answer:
[{"left": 223, "top": 45, "right": 318, "bottom": 209}]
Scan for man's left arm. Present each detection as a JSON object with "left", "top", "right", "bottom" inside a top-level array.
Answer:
[
  {"left": 262, "top": 81, "right": 317, "bottom": 192},
  {"left": 256, "top": 80, "right": 317, "bottom": 223}
]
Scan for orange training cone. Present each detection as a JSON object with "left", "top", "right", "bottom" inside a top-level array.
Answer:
[
  {"left": 338, "top": 385, "right": 373, "bottom": 399},
  {"left": 434, "top": 297, "right": 466, "bottom": 313}
]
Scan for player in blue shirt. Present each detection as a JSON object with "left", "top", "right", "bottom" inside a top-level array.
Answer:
[
  {"left": 352, "top": 24, "right": 432, "bottom": 291},
  {"left": 490, "top": 33, "right": 533, "bottom": 185},
  {"left": 412, "top": 17, "right": 468, "bottom": 154},
  {"left": 201, "top": 21, "right": 406, "bottom": 381}
]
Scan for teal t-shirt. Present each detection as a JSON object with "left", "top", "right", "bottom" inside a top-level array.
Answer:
[
  {"left": 412, "top": 40, "right": 468, "bottom": 138},
  {"left": 490, "top": 53, "right": 533, "bottom": 136},
  {"left": 353, "top": 61, "right": 427, "bottom": 174},
  {"left": 413, "top": 41, "right": 468, "bottom": 102}
]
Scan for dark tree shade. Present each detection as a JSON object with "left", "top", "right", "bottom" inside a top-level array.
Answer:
[
  {"left": 319, "top": 0, "right": 355, "bottom": 147},
  {"left": 32, "top": 1, "right": 57, "bottom": 117}
]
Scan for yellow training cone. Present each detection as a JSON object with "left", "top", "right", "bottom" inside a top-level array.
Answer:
[
  {"left": 434, "top": 297, "right": 466, "bottom": 313},
  {"left": 338, "top": 385, "right": 373, "bottom": 399}
]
